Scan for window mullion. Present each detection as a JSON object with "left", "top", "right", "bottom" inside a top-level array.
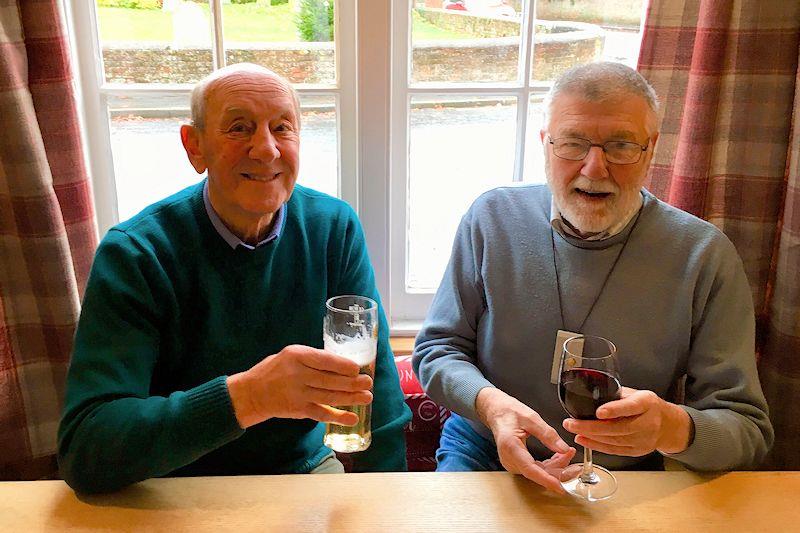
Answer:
[
  {"left": 389, "top": 0, "right": 413, "bottom": 326},
  {"left": 513, "top": 0, "right": 538, "bottom": 183},
  {"left": 209, "top": 0, "right": 226, "bottom": 69},
  {"left": 337, "top": 0, "right": 358, "bottom": 209},
  {"left": 63, "top": 0, "right": 118, "bottom": 237},
  {"left": 359, "top": 0, "right": 393, "bottom": 312}
]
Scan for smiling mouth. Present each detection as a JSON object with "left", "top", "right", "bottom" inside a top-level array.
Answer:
[
  {"left": 242, "top": 172, "right": 280, "bottom": 182},
  {"left": 575, "top": 188, "right": 612, "bottom": 199}
]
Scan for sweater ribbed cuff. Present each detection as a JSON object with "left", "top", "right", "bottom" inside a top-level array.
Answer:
[
  {"left": 183, "top": 376, "right": 245, "bottom": 450},
  {"left": 451, "top": 376, "right": 496, "bottom": 422},
  {"left": 659, "top": 406, "right": 725, "bottom": 470}
]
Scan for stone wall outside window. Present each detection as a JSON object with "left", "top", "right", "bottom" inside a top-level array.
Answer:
[{"left": 102, "top": 20, "right": 602, "bottom": 85}]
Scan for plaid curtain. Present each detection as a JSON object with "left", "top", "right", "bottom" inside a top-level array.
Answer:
[
  {"left": 638, "top": 0, "right": 800, "bottom": 469},
  {"left": 0, "top": 0, "right": 97, "bottom": 479}
]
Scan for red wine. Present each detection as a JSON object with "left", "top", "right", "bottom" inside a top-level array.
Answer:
[{"left": 559, "top": 368, "right": 621, "bottom": 420}]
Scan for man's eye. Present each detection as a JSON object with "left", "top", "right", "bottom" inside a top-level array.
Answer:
[
  {"left": 608, "top": 141, "right": 632, "bottom": 150},
  {"left": 561, "top": 140, "right": 584, "bottom": 149},
  {"left": 228, "top": 123, "right": 250, "bottom": 134}
]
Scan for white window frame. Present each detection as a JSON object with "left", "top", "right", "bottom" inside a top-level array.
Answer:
[
  {"left": 64, "top": 0, "right": 359, "bottom": 238},
  {"left": 386, "top": 0, "right": 549, "bottom": 332},
  {"left": 63, "top": 0, "right": 644, "bottom": 335}
]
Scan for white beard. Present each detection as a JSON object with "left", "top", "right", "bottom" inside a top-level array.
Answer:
[{"left": 548, "top": 175, "right": 642, "bottom": 234}]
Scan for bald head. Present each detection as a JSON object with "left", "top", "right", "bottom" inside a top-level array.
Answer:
[{"left": 190, "top": 63, "right": 301, "bottom": 131}]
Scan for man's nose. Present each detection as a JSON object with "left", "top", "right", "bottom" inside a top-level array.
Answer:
[
  {"left": 580, "top": 146, "right": 609, "bottom": 180},
  {"left": 250, "top": 128, "right": 280, "bottom": 161}
]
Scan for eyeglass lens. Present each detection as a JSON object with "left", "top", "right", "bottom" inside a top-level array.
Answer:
[{"left": 552, "top": 138, "right": 644, "bottom": 164}]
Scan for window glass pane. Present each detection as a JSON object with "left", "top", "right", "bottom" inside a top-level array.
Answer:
[
  {"left": 224, "top": 0, "right": 336, "bottom": 85},
  {"left": 96, "top": 0, "right": 213, "bottom": 84},
  {"left": 407, "top": 95, "right": 517, "bottom": 292},
  {"left": 411, "top": 1, "right": 525, "bottom": 84},
  {"left": 296, "top": 94, "right": 338, "bottom": 198},
  {"left": 522, "top": 93, "right": 547, "bottom": 183},
  {"left": 531, "top": 0, "right": 644, "bottom": 82},
  {"left": 109, "top": 93, "right": 338, "bottom": 222}
]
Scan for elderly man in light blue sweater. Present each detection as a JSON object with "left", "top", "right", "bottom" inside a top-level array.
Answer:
[{"left": 412, "top": 62, "right": 773, "bottom": 496}]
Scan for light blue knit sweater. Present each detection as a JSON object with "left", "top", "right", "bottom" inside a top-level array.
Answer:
[{"left": 414, "top": 185, "right": 773, "bottom": 470}]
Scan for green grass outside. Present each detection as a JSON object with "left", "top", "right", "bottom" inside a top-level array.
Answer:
[
  {"left": 411, "top": 10, "right": 471, "bottom": 41},
  {"left": 98, "top": 4, "right": 468, "bottom": 43},
  {"left": 98, "top": 7, "right": 173, "bottom": 42}
]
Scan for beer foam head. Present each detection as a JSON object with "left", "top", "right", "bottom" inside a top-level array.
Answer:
[{"left": 324, "top": 335, "right": 377, "bottom": 366}]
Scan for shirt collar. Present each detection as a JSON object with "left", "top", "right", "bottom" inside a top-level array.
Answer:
[
  {"left": 550, "top": 190, "right": 643, "bottom": 241},
  {"left": 203, "top": 180, "right": 286, "bottom": 250}
]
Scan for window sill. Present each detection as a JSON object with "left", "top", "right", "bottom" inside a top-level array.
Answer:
[{"left": 389, "top": 336, "right": 415, "bottom": 356}]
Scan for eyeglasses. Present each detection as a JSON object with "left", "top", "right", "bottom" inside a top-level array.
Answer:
[{"left": 548, "top": 136, "right": 649, "bottom": 165}]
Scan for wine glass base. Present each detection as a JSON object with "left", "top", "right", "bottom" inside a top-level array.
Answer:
[{"left": 560, "top": 464, "right": 617, "bottom": 502}]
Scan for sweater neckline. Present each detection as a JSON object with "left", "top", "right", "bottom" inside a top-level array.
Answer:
[
  {"left": 188, "top": 184, "right": 280, "bottom": 267},
  {"left": 551, "top": 189, "right": 654, "bottom": 250}
]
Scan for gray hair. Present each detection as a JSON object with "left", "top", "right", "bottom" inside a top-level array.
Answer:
[
  {"left": 189, "top": 63, "right": 301, "bottom": 130},
  {"left": 542, "top": 62, "right": 660, "bottom": 133}
]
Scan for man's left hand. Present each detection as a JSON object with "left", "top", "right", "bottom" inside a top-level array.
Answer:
[{"left": 561, "top": 387, "right": 693, "bottom": 456}]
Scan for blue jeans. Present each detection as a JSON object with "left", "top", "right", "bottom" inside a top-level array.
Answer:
[
  {"left": 436, "top": 413, "right": 503, "bottom": 472},
  {"left": 437, "top": 413, "right": 665, "bottom": 472}
]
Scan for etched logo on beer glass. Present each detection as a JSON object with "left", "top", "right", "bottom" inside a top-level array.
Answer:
[{"left": 323, "top": 295, "right": 378, "bottom": 453}]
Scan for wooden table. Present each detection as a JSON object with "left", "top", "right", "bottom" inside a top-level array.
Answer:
[{"left": 1, "top": 471, "right": 796, "bottom": 532}]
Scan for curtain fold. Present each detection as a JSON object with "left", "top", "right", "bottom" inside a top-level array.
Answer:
[
  {"left": 638, "top": 0, "right": 800, "bottom": 469},
  {"left": 760, "top": 50, "right": 800, "bottom": 470},
  {"left": 0, "top": 0, "right": 97, "bottom": 480}
]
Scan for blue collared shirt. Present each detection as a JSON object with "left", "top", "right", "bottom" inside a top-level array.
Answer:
[{"left": 203, "top": 180, "right": 286, "bottom": 250}]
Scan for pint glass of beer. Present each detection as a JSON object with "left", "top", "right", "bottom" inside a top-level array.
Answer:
[{"left": 323, "top": 295, "right": 378, "bottom": 453}]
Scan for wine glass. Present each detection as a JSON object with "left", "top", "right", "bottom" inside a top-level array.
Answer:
[{"left": 557, "top": 335, "right": 621, "bottom": 501}]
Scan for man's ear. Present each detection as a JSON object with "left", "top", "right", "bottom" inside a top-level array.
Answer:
[
  {"left": 540, "top": 129, "right": 546, "bottom": 143},
  {"left": 180, "top": 124, "right": 207, "bottom": 174}
]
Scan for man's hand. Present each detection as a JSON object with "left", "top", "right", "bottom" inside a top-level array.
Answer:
[
  {"left": 476, "top": 387, "right": 576, "bottom": 494},
  {"left": 226, "top": 344, "right": 373, "bottom": 429},
  {"left": 562, "top": 387, "right": 693, "bottom": 456}
]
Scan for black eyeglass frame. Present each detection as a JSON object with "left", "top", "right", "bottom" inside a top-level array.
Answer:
[{"left": 547, "top": 136, "right": 650, "bottom": 165}]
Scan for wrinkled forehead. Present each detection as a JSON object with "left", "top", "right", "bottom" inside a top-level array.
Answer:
[
  {"left": 548, "top": 92, "right": 656, "bottom": 137},
  {"left": 205, "top": 71, "right": 298, "bottom": 120}
]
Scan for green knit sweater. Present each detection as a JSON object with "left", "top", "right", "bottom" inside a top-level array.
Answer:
[{"left": 58, "top": 182, "right": 411, "bottom": 493}]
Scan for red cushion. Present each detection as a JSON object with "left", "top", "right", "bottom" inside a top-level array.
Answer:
[
  {"left": 395, "top": 355, "right": 450, "bottom": 471},
  {"left": 335, "top": 355, "right": 450, "bottom": 472}
]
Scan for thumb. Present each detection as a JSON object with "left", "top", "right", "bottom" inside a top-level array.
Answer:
[{"left": 519, "top": 414, "right": 571, "bottom": 454}]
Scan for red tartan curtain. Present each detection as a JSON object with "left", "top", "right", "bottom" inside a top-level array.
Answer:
[
  {"left": 0, "top": 0, "right": 97, "bottom": 480},
  {"left": 638, "top": 0, "right": 800, "bottom": 469}
]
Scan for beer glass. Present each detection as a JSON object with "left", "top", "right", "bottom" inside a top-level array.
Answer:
[{"left": 323, "top": 295, "right": 378, "bottom": 453}]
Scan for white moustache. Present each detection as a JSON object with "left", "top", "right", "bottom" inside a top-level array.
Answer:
[{"left": 571, "top": 176, "right": 618, "bottom": 194}]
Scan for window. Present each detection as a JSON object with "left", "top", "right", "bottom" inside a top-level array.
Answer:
[
  {"left": 66, "top": 0, "right": 356, "bottom": 228},
  {"left": 387, "top": 0, "right": 646, "bottom": 329},
  {"left": 65, "top": 0, "right": 647, "bottom": 332}
]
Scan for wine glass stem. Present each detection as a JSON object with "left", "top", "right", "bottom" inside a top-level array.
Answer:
[{"left": 580, "top": 447, "right": 597, "bottom": 484}]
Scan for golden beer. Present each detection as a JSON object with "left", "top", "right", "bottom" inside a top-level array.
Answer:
[
  {"left": 323, "top": 359, "right": 376, "bottom": 453},
  {"left": 323, "top": 295, "right": 379, "bottom": 454}
]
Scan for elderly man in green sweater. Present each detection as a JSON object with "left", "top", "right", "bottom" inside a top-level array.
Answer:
[
  {"left": 58, "top": 63, "right": 410, "bottom": 494},
  {"left": 413, "top": 62, "right": 773, "bottom": 496}
]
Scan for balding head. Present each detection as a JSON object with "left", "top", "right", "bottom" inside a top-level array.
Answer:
[{"left": 190, "top": 63, "right": 301, "bottom": 131}]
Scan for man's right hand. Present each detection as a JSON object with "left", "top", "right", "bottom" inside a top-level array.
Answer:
[
  {"left": 226, "top": 344, "right": 373, "bottom": 429},
  {"left": 476, "top": 387, "right": 575, "bottom": 494}
]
